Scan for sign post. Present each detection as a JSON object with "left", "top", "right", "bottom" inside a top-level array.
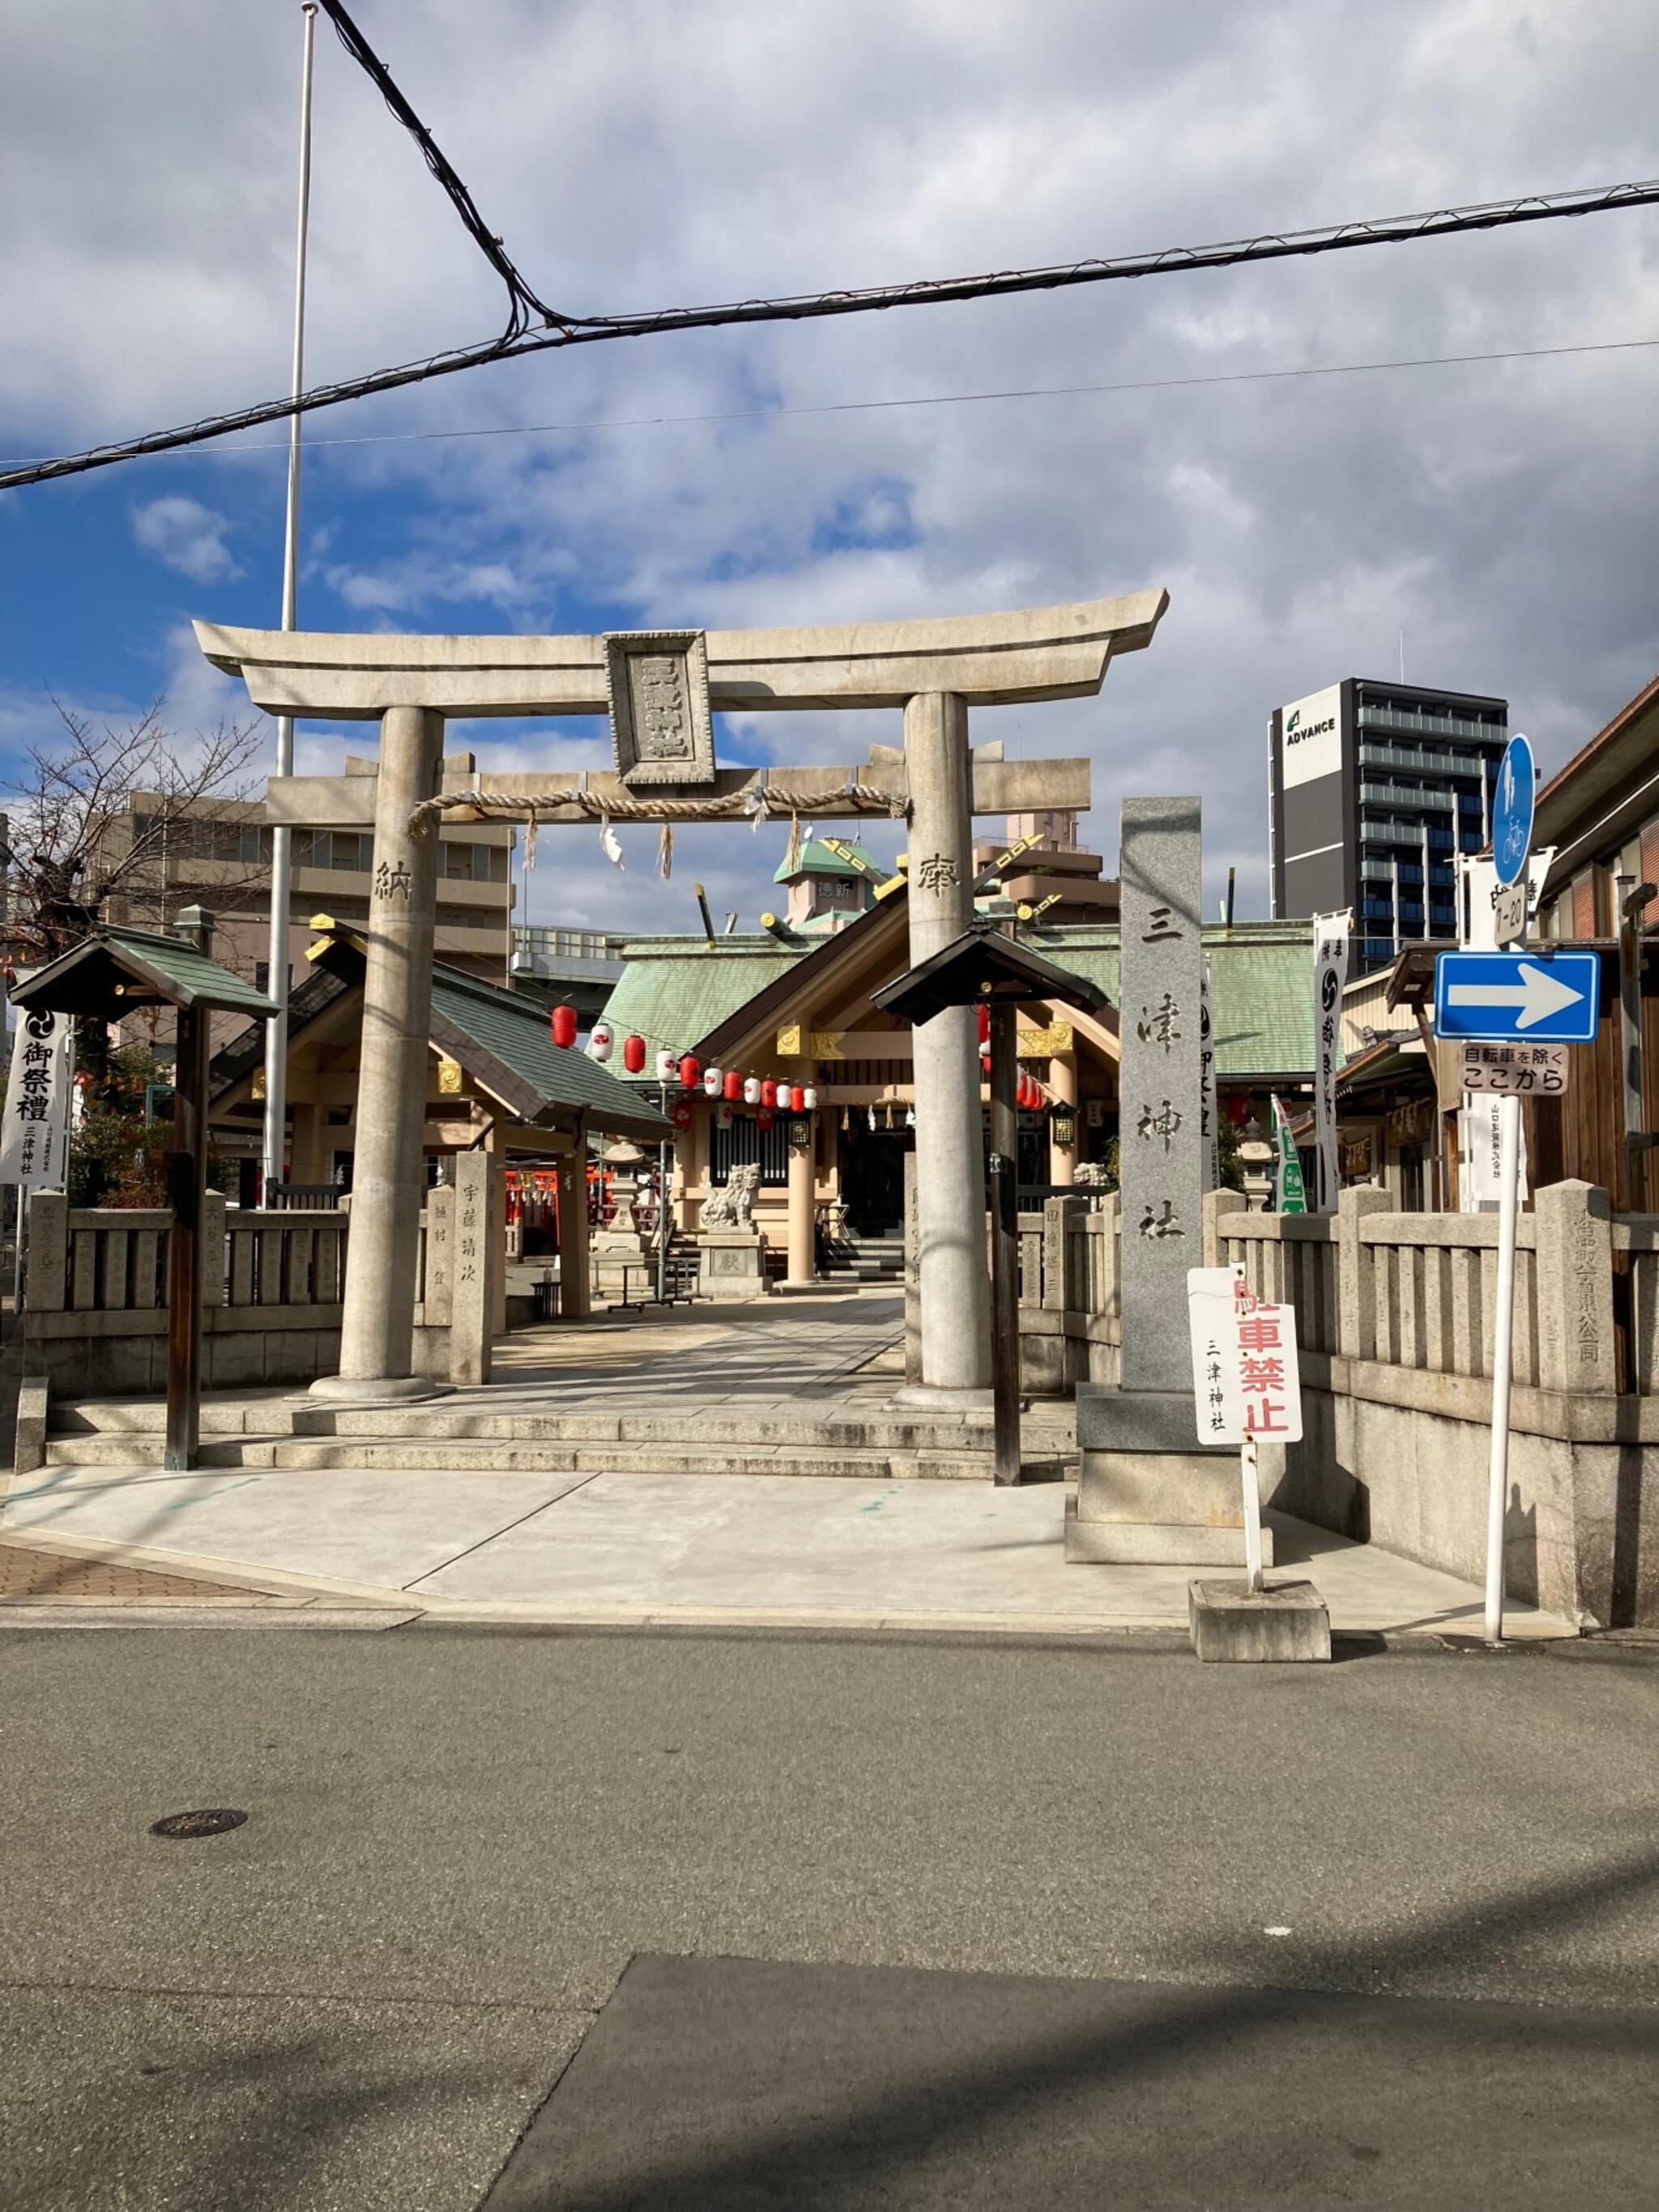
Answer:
[
  {"left": 1187, "top": 1263, "right": 1303, "bottom": 1592},
  {"left": 1435, "top": 730, "right": 1580, "bottom": 1642}
]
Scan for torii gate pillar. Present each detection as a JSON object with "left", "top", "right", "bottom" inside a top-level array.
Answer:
[
  {"left": 312, "top": 704, "right": 446, "bottom": 1402},
  {"left": 900, "top": 692, "right": 992, "bottom": 1400}
]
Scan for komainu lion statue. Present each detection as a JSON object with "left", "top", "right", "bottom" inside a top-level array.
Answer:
[{"left": 702, "top": 1160, "right": 761, "bottom": 1229}]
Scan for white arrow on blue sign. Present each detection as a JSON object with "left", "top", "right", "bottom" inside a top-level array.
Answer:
[{"left": 1433, "top": 949, "right": 1600, "bottom": 1043}]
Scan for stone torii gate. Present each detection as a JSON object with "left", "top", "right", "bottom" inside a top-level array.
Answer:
[{"left": 197, "top": 590, "right": 1167, "bottom": 1406}]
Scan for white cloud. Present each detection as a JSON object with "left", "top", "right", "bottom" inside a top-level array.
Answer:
[
  {"left": 130, "top": 494, "right": 242, "bottom": 583},
  {"left": 6, "top": 0, "right": 1659, "bottom": 924}
]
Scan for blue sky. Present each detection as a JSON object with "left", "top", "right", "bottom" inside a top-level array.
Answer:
[{"left": 5, "top": 0, "right": 1658, "bottom": 933}]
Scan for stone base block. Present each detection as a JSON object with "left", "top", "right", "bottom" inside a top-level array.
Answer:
[
  {"left": 1065, "top": 1495, "right": 1274, "bottom": 1565},
  {"left": 306, "top": 1373, "right": 448, "bottom": 1406},
  {"left": 886, "top": 1385, "right": 995, "bottom": 1420},
  {"left": 697, "top": 1232, "right": 771, "bottom": 1300},
  {"left": 1188, "top": 1578, "right": 1332, "bottom": 1663}
]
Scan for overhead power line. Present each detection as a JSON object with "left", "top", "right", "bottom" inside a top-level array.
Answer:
[
  {"left": 5, "top": 176, "right": 1657, "bottom": 493},
  {"left": 9, "top": 331, "right": 1652, "bottom": 472},
  {"left": 314, "top": 0, "right": 569, "bottom": 340}
]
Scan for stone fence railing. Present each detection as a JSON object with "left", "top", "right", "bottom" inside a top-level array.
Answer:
[
  {"left": 906, "top": 1173, "right": 1653, "bottom": 1625},
  {"left": 22, "top": 1150, "right": 503, "bottom": 1397}
]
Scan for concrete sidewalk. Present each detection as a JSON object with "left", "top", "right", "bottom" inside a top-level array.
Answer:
[{"left": 0, "top": 1460, "right": 1577, "bottom": 1637}]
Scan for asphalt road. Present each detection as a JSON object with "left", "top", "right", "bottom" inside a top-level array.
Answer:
[{"left": 2, "top": 1624, "right": 1656, "bottom": 2209}]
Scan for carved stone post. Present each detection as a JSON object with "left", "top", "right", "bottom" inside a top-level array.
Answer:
[{"left": 1535, "top": 1179, "right": 1617, "bottom": 1396}]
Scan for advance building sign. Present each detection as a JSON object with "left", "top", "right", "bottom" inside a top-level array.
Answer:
[{"left": 1278, "top": 683, "right": 1343, "bottom": 791}]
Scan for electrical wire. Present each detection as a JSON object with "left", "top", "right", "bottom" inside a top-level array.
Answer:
[
  {"left": 4, "top": 174, "right": 1657, "bottom": 493},
  {"left": 315, "top": 0, "right": 569, "bottom": 339},
  {"left": 11, "top": 331, "right": 1649, "bottom": 468}
]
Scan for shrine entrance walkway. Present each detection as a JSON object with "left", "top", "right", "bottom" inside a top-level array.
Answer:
[
  {"left": 485, "top": 1287, "right": 911, "bottom": 1417},
  {"left": 2, "top": 1279, "right": 1574, "bottom": 1639}
]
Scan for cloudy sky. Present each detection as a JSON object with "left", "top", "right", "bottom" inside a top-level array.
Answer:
[{"left": 3, "top": 0, "right": 1657, "bottom": 933}]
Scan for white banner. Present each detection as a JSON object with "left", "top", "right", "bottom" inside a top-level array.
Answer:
[
  {"left": 1188, "top": 1264, "right": 1304, "bottom": 1446},
  {"left": 1460, "top": 849, "right": 1556, "bottom": 947},
  {"left": 1460, "top": 1091, "right": 1529, "bottom": 1211},
  {"left": 1311, "top": 909, "right": 1350, "bottom": 1213},
  {"left": 1199, "top": 962, "right": 1218, "bottom": 1193},
  {"left": 0, "top": 1008, "right": 73, "bottom": 1189}
]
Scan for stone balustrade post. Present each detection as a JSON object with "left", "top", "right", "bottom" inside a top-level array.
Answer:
[
  {"left": 1043, "top": 1196, "right": 1083, "bottom": 1313},
  {"left": 448, "top": 1150, "right": 500, "bottom": 1386},
  {"left": 1202, "top": 1187, "right": 1246, "bottom": 1266},
  {"left": 24, "top": 1192, "right": 68, "bottom": 1317},
  {"left": 1535, "top": 1179, "right": 1617, "bottom": 1395},
  {"left": 201, "top": 1191, "right": 227, "bottom": 1308},
  {"left": 1337, "top": 1184, "right": 1396, "bottom": 1363}
]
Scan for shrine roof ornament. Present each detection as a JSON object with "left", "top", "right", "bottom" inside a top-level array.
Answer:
[{"left": 195, "top": 590, "right": 1167, "bottom": 720}]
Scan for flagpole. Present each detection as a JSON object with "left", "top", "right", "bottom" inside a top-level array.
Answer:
[{"left": 262, "top": 2, "right": 318, "bottom": 1199}]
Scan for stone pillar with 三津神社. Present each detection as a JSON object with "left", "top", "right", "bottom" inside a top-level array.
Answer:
[{"left": 1067, "top": 796, "right": 1273, "bottom": 1564}]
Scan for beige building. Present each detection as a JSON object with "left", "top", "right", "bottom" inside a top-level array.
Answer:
[{"left": 99, "top": 762, "right": 517, "bottom": 1013}]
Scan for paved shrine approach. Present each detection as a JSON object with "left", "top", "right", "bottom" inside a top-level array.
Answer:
[{"left": 198, "top": 591, "right": 1168, "bottom": 1405}]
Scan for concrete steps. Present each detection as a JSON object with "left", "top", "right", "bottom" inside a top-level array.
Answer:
[
  {"left": 41, "top": 1432, "right": 1064, "bottom": 1480},
  {"left": 41, "top": 1392, "right": 1075, "bottom": 1484}
]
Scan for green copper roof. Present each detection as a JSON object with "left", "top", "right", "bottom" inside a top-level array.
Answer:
[
  {"left": 603, "top": 916, "right": 1318, "bottom": 1083},
  {"left": 1021, "top": 920, "right": 1318, "bottom": 1078},
  {"left": 426, "top": 963, "right": 668, "bottom": 1136},
  {"left": 13, "top": 924, "right": 278, "bottom": 1021},
  {"left": 602, "top": 935, "right": 806, "bottom": 1060},
  {"left": 773, "top": 837, "right": 877, "bottom": 885}
]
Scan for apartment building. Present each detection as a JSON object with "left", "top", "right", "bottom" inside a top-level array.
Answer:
[{"left": 1269, "top": 677, "right": 1509, "bottom": 973}]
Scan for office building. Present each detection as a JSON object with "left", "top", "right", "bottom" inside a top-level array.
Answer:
[{"left": 1268, "top": 678, "right": 1508, "bottom": 972}]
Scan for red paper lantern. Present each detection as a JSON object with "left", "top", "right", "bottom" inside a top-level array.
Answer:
[
  {"left": 623, "top": 1034, "right": 646, "bottom": 1074},
  {"left": 977, "top": 1003, "right": 990, "bottom": 1044},
  {"left": 550, "top": 1003, "right": 578, "bottom": 1049},
  {"left": 723, "top": 1069, "right": 743, "bottom": 1102},
  {"left": 757, "top": 1104, "right": 774, "bottom": 1129},
  {"left": 761, "top": 1078, "right": 778, "bottom": 1109},
  {"left": 672, "top": 1099, "right": 694, "bottom": 1129},
  {"left": 789, "top": 1085, "right": 805, "bottom": 1112},
  {"left": 679, "top": 1054, "right": 701, "bottom": 1091}
]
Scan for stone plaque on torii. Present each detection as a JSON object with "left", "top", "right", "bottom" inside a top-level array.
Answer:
[{"left": 197, "top": 591, "right": 1167, "bottom": 1405}]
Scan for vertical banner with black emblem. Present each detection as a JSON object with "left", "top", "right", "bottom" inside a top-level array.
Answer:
[
  {"left": 1311, "top": 910, "right": 1350, "bottom": 1214},
  {"left": 0, "top": 1007, "right": 73, "bottom": 1189}
]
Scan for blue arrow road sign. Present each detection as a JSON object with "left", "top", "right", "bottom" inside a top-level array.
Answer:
[
  {"left": 1434, "top": 949, "right": 1600, "bottom": 1043},
  {"left": 1491, "top": 732, "right": 1536, "bottom": 889}
]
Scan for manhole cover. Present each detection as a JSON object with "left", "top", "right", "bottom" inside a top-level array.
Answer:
[{"left": 149, "top": 1808, "right": 248, "bottom": 1839}]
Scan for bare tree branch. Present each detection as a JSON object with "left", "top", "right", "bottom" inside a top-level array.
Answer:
[{"left": 0, "top": 702, "right": 271, "bottom": 968}]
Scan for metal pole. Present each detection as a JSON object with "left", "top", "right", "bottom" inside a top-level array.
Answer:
[
  {"left": 164, "top": 1001, "right": 211, "bottom": 1471},
  {"left": 1240, "top": 1433, "right": 1263, "bottom": 1592},
  {"left": 262, "top": 1, "right": 318, "bottom": 1199},
  {"left": 658, "top": 1082, "right": 670, "bottom": 1305},
  {"left": 1483, "top": 1091, "right": 1520, "bottom": 1642},
  {"left": 1618, "top": 877, "right": 1651, "bottom": 1212},
  {"left": 11, "top": 1185, "right": 28, "bottom": 1349},
  {"left": 987, "top": 1001, "right": 1021, "bottom": 1486}
]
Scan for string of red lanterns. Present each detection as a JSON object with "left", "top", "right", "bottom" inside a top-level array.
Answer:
[{"left": 547, "top": 1010, "right": 832, "bottom": 1126}]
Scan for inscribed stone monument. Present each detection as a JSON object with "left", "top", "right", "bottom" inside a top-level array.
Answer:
[{"left": 1068, "top": 795, "right": 1273, "bottom": 1564}]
